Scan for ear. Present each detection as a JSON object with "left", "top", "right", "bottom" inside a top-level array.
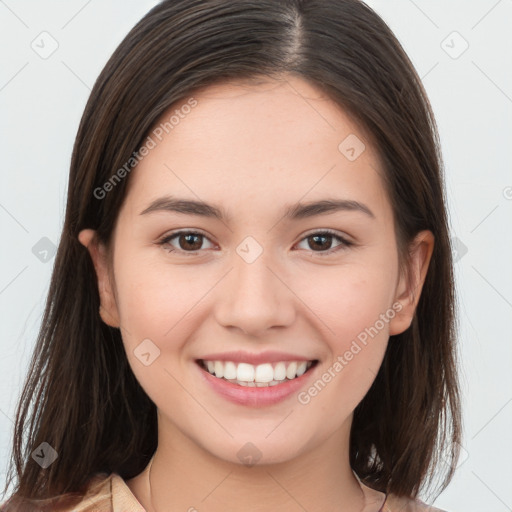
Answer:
[
  {"left": 389, "top": 230, "right": 434, "bottom": 336},
  {"left": 78, "top": 229, "right": 120, "bottom": 328}
]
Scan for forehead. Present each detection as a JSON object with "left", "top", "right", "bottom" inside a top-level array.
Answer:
[{"left": 122, "top": 76, "right": 391, "bottom": 224}]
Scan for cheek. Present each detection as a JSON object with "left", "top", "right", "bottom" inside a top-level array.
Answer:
[
  {"left": 112, "top": 255, "right": 202, "bottom": 407},
  {"left": 298, "top": 266, "right": 394, "bottom": 407},
  {"left": 301, "top": 261, "right": 396, "bottom": 343},
  {"left": 113, "top": 253, "right": 203, "bottom": 339}
]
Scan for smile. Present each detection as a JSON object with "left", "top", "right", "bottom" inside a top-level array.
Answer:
[{"left": 197, "top": 359, "right": 318, "bottom": 387}]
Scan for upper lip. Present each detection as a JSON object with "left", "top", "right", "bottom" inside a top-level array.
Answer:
[{"left": 197, "top": 350, "right": 317, "bottom": 365}]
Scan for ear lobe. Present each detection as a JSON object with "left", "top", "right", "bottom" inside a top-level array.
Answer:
[
  {"left": 78, "top": 229, "right": 120, "bottom": 328},
  {"left": 389, "top": 230, "right": 434, "bottom": 336}
]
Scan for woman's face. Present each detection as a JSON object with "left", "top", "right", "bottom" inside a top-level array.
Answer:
[{"left": 80, "top": 76, "right": 432, "bottom": 466}]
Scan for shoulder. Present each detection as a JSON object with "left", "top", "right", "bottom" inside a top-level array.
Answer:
[
  {"left": 358, "top": 478, "right": 450, "bottom": 512},
  {"left": 384, "top": 493, "right": 449, "bottom": 512},
  {"left": 0, "top": 473, "right": 113, "bottom": 512},
  {"left": 53, "top": 472, "right": 114, "bottom": 512},
  {"left": 0, "top": 473, "right": 145, "bottom": 512},
  {"left": 44, "top": 473, "right": 114, "bottom": 512}
]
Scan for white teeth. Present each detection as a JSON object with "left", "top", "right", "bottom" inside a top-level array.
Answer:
[
  {"left": 224, "top": 361, "right": 237, "bottom": 380},
  {"left": 286, "top": 362, "right": 297, "bottom": 380},
  {"left": 201, "top": 359, "right": 315, "bottom": 386},
  {"left": 214, "top": 361, "right": 224, "bottom": 379},
  {"left": 254, "top": 363, "right": 273, "bottom": 383},
  {"left": 237, "top": 363, "right": 255, "bottom": 382},
  {"left": 296, "top": 361, "right": 307, "bottom": 377},
  {"left": 273, "top": 362, "right": 287, "bottom": 381}
]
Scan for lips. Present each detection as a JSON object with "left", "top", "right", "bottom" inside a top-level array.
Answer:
[{"left": 194, "top": 354, "right": 319, "bottom": 407}]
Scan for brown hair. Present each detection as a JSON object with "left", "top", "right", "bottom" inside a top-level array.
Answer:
[{"left": 1, "top": 0, "right": 462, "bottom": 509}]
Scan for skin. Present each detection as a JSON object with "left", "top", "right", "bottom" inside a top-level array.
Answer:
[{"left": 79, "top": 75, "right": 433, "bottom": 512}]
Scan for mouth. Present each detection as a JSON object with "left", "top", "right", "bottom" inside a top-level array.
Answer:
[{"left": 196, "top": 358, "right": 319, "bottom": 387}]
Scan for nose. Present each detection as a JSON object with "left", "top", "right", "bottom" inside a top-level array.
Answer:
[{"left": 214, "top": 249, "right": 296, "bottom": 337}]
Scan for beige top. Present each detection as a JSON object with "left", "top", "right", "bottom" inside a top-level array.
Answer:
[{"left": 63, "top": 472, "right": 447, "bottom": 512}]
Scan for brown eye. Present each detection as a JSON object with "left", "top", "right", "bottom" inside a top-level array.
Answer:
[
  {"left": 296, "top": 230, "right": 353, "bottom": 256},
  {"left": 159, "top": 231, "right": 214, "bottom": 254},
  {"left": 176, "top": 233, "right": 203, "bottom": 251},
  {"left": 307, "top": 233, "right": 335, "bottom": 251}
]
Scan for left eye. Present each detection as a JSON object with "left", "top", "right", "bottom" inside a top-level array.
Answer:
[
  {"left": 157, "top": 230, "right": 353, "bottom": 256},
  {"left": 159, "top": 231, "right": 215, "bottom": 254}
]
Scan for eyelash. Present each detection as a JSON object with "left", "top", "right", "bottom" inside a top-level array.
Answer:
[{"left": 156, "top": 229, "right": 354, "bottom": 257}]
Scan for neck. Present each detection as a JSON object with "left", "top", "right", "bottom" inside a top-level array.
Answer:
[{"left": 141, "top": 416, "right": 373, "bottom": 512}]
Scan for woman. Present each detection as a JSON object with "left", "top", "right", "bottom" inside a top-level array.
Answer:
[{"left": 1, "top": 1, "right": 462, "bottom": 510}]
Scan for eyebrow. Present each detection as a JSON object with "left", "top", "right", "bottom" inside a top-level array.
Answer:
[{"left": 139, "top": 196, "right": 375, "bottom": 221}]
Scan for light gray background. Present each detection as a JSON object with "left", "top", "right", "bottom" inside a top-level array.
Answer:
[{"left": 0, "top": 1, "right": 511, "bottom": 510}]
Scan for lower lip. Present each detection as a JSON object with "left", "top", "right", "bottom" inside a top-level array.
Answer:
[{"left": 195, "top": 361, "right": 318, "bottom": 407}]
